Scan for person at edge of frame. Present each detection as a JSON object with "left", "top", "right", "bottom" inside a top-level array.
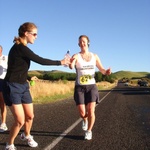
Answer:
[{"left": 0, "top": 45, "right": 8, "bottom": 132}]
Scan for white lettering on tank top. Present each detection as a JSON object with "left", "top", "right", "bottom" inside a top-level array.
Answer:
[
  {"left": 0, "top": 55, "right": 8, "bottom": 79},
  {"left": 75, "top": 52, "right": 96, "bottom": 85}
]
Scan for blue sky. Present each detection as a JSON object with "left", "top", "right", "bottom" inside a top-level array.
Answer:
[{"left": 0, "top": 0, "right": 150, "bottom": 73}]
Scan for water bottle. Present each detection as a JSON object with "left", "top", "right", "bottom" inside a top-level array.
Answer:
[{"left": 64, "top": 50, "right": 70, "bottom": 67}]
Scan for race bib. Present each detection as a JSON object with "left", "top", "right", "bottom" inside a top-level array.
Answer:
[{"left": 80, "top": 75, "right": 92, "bottom": 85}]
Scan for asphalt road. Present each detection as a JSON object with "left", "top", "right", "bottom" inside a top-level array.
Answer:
[{"left": 0, "top": 83, "right": 150, "bottom": 150}]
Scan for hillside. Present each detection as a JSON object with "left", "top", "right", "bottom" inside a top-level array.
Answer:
[
  {"left": 113, "top": 71, "right": 150, "bottom": 80},
  {"left": 28, "top": 70, "right": 66, "bottom": 76},
  {"left": 28, "top": 70, "right": 150, "bottom": 80}
]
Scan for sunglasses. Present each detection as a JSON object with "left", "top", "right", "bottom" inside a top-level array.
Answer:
[{"left": 28, "top": 32, "right": 37, "bottom": 37}]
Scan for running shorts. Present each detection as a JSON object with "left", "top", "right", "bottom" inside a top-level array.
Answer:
[
  {"left": 74, "top": 84, "right": 100, "bottom": 105},
  {"left": 2, "top": 81, "right": 32, "bottom": 106},
  {"left": 0, "top": 79, "right": 4, "bottom": 92}
]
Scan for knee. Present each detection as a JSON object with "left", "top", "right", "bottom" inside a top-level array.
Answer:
[
  {"left": 88, "top": 108, "right": 95, "bottom": 117},
  {"left": 15, "top": 119, "right": 25, "bottom": 128},
  {"left": 80, "top": 113, "right": 85, "bottom": 118},
  {"left": 80, "top": 112, "right": 87, "bottom": 118},
  {"left": 26, "top": 114, "right": 34, "bottom": 121}
]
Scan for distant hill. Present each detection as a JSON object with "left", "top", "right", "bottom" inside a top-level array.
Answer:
[
  {"left": 28, "top": 70, "right": 66, "bottom": 76},
  {"left": 113, "top": 71, "right": 150, "bottom": 80},
  {"left": 28, "top": 70, "right": 150, "bottom": 80}
]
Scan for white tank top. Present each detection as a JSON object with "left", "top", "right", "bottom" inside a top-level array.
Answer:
[
  {"left": 75, "top": 52, "right": 96, "bottom": 85},
  {"left": 0, "top": 55, "right": 8, "bottom": 79}
]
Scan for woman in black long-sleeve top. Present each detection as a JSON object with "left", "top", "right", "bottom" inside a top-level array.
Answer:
[{"left": 3, "top": 22, "right": 70, "bottom": 150}]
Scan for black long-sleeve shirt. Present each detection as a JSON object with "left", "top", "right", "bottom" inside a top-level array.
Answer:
[{"left": 4, "top": 43, "right": 61, "bottom": 83}]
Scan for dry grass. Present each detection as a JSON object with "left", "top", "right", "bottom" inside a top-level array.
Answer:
[
  {"left": 97, "top": 81, "right": 117, "bottom": 90},
  {"left": 29, "top": 80, "right": 116, "bottom": 104},
  {"left": 30, "top": 80, "right": 74, "bottom": 99}
]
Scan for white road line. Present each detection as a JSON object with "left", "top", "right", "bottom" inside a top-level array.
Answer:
[
  {"left": 44, "top": 89, "right": 112, "bottom": 150},
  {"left": 44, "top": 118, "right": 82, "bottom": 150},
  {"left": 97, "top": 89, "right": 113, "bottom": 104}
]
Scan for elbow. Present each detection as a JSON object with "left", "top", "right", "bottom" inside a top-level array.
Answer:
[
  {"left": 69, "top": 65, "right": 73, "bottom": 69},
  {"left": 69, "top": 64, "right": 74, "bottom": 69}
]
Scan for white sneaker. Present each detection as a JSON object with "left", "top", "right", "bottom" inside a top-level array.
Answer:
[
  {"left": 5, "top": 143, "right": 17, "bottom": 150},
  {"left": 20, "top": 132, "right": 38, "bottom": 147},
  {"left": 82, "top": 120, "right": 88, "bottom": 131},
  {"left": 85, "top": 131, "right": 92, "bottom": 140},
  {"left": 0, "top": 123, "right": 8, "bottom": 132}
]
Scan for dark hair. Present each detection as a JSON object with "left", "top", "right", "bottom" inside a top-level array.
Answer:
[
  {"left": 13, "top": 22, "right": 37, "bottom": 45},
  {"left": 79, "top": 35, "right": 90, "bottom": 44},
  {"left": 0, "top": 45, "right": 2, "bottom": 50}
]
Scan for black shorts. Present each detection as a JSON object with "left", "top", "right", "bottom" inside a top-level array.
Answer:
[
  {"left": 2, "top": 81, "right": 32, "bottom": 106},
  {"left": 0, "top": 79, "right": 4, "bottom": 92},
  {"left": 74, "top": 84, "right": 99, "bottom": 105}
]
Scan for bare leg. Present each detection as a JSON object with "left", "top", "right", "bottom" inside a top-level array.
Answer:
[
  {"left": 0, "top": 92, "right": 7, "bottom": 124},
  {"left": 77, "top": 104, "right": 88, "bottom": 121},
  {"left": 86, "top": 102, "right": 96, "bottom": 131},
  {"left": 8, "top": 104, "right": 25, "bottom": 145},
  {"left": 22, "top": 103, "right": 34, "bottom": 136}
]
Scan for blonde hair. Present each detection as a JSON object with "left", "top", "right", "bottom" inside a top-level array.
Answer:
[{"left": 13, "top": 22, "right": 37, "bottom": 45}]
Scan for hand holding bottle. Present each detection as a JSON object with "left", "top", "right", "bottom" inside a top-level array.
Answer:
[{"left": 64, "top": 50, "right": 71, "bottom": 67}]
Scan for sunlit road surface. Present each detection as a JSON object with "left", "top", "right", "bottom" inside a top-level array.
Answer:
[{"left": 0, "top": 83, "right": 150, "bottom": 150}]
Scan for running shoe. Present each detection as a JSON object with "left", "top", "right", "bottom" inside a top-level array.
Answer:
[
  {"left": 0, "top": 123, "right": 8, "bottom": 132},
  {"left": 82, "top": 120, "right": 88, "bottom": 131},
  {"left": 85, "top": 131, "right": 92, "bottom": 140},
  {"left": 20, "top": 132, "right": 38, "bottom": 147},
  {"left": 5, "top": 143, "right": 17, "bottom": 150}
]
